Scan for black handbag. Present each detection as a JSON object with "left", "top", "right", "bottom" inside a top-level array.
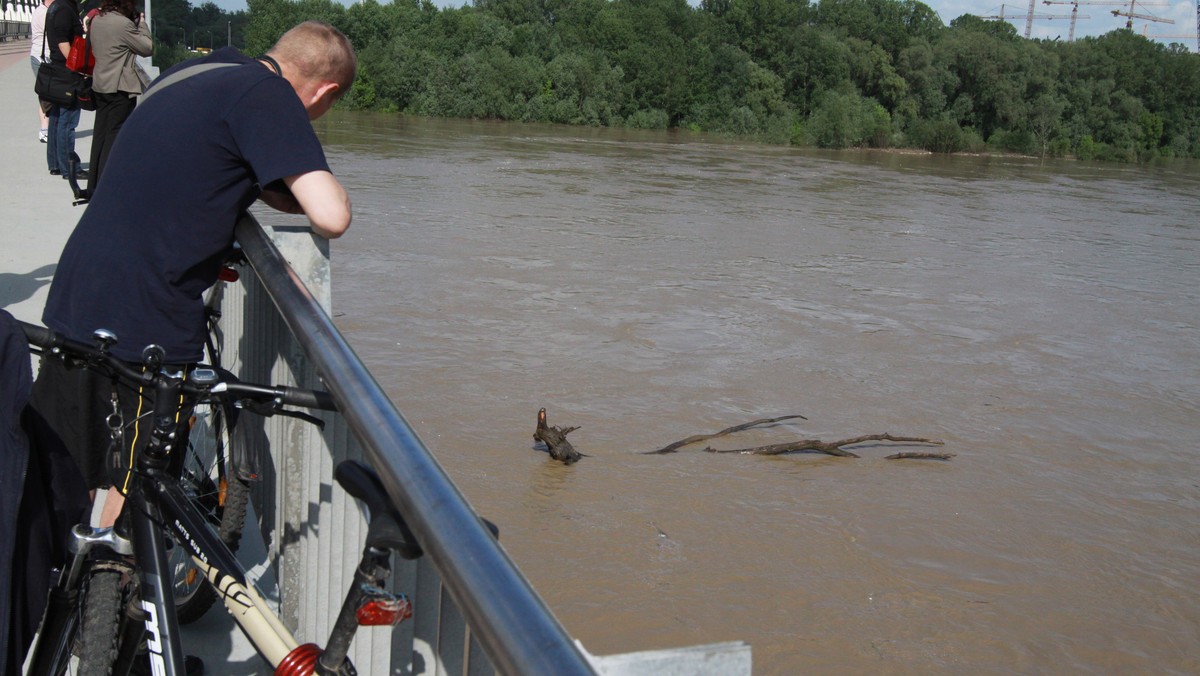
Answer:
[
  {"left": 35, "top": 61, "right": 93, "bottom": 109},
  {"left": 33, "top": 7, "right": 94, "bottom": 110}
]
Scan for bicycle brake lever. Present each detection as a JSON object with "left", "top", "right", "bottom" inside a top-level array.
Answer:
[
  {"left": 240, "top": 398, "right": 327, "bottom": 430},
  {"left": 276, "top": 408, "right": 326, "bottom": 430}
]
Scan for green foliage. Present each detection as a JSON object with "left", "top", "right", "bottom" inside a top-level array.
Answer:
[
  {"left": 222, "top": 0, "right": 1200, "bottom": 162},
  {"left": 906, "top": 117, "right": 963, "bottom": 153},
  {"left": 804, "top": 89, "right": 892, "bottom": 148},
  {"left": 151, "top": 38, "right": 194, "bottom": 71},
  {"left": 1076, "top": 134, "right": 1101, "bottom": 160}
]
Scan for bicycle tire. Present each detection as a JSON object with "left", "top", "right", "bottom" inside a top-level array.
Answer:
[
  {"left": 73, "top": 566, "right": 126, "bottom": 676},
  {"left": 171, "top": 399, "right": 251, "bottom": 624}
]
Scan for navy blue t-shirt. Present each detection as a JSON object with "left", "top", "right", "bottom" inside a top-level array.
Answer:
[{"left": 43, "top": 48, "right": 331, "bottom": 363}]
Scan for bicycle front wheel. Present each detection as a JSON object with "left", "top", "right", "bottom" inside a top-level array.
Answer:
[
  {"left": 171, "top": 399, "right": 251, "bottom": 624},
  {"left": 72, "top": 566, "right": 127, "bottom": 676}
]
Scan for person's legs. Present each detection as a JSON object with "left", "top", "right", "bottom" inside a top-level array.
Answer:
[
  {"left": 46, "top": 104, "right": 60, "bottom": 173},
  {"left": 88, "top": 95, "right": 111, "bottom": 188},
  {"left": 40, "top": 101, "right": 52, "bottom": 143},
  {"left": 31, "top": 57, "right": 48, "bottom": 141},
  {"left": 56, "top": 105, "right": 81, "bottom": 177},
  {"left": 89, "top": 93, "right": 135, "bottom": 190},
  {"left": 28, "top": 356, "right": 113, "bottom": 492}
]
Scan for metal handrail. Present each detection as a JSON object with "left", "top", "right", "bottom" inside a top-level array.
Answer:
[{"left": 234, "top": 215, "right": 595, "bottom": 676}]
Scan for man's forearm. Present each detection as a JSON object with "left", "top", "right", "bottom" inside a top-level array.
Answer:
[{"left": 284, "top": 170, "right": 352, "bottom": 239}]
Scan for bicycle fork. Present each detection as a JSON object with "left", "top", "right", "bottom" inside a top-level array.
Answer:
[{"left": 24, "top": 524, "right": 134, "bottom": 674}]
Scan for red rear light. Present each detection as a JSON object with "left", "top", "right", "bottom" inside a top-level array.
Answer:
[
  {"left": 357, "top": 591, "right": 413, "bottom": 626},
  {"left": 218, "top": 266, "right": 240, "bottom": 282}
]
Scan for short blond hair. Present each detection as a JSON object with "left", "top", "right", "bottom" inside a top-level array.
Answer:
[{"left": 269, "top": 21, "right": 357, "bottom": 94}]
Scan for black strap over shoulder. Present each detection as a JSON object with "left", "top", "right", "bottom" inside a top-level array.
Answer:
[
  {"left": 138, "top": 61, "right": 239, "bottom": 104},
  {"left": 256, "top": 54, "right": 283, "bottom": 79}
]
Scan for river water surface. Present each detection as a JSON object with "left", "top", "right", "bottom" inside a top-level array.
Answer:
[{"left": 306, "top": 111, "right": 1199, "bottom": 674}]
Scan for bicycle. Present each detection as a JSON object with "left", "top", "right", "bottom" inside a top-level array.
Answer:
[{"left": 20, "top": 319, "right": 421, "bottom": 675}]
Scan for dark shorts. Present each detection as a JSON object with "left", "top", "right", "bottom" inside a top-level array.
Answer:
[{"left": 29, "top": 355, "right": 195, "bottom": 491}]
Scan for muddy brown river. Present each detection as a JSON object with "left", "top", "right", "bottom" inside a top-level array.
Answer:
[{"left": 308, "top": 111, "right": 1199, "bottom": 674}]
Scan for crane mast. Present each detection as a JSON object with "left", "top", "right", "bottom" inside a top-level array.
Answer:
[
  {"left": 1043, "top": 0, "right": 1167, "bottom": 41},
  {"left": 981, "top": 3, "right": 1088, "bottom": 35}
]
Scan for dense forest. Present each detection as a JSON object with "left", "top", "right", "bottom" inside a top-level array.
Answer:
[{"left": 159, "top": 0, "right": 1200, "bottom": 161}]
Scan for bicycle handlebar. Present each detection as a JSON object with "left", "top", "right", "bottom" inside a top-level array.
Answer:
[
  {"left": 20, "top": 320, "right": 338, "bottom": 413},
  {"left": 213, "top": 381, "right": 337, "bottom": 411}
]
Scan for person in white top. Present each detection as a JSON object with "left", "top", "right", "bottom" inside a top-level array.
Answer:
[{"left": 29, "top": 0, "right": 54, "bottom": 143}]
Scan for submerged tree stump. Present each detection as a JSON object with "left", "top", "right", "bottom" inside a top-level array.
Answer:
[{"left": 533, "top": 408, "right": 583, "bottom": 464}]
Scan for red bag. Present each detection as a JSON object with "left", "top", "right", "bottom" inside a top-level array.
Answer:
[{"left": 65, "top": 34, "right": 95, "bottom": 75}]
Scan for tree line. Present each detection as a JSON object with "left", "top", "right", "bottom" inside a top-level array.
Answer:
[
  {"left": 146, "top": 0, "right": 249, "bottom": 66},
  {"left": 169, "top": 0, "right": 1200, "bottom": 161}
]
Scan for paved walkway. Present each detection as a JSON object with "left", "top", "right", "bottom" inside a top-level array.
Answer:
[
  {"left": 0, "top": 46, "right": 93, "bottom": 326},
  {"left": 1, "top": 48, "right": 270, "bottom": 675}
]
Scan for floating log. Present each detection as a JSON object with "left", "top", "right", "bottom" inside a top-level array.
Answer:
[
  {"left": 703, "top": 433, "right": 945, "bottom": 458},
  {"left": 534, "top": 411, "right": 949, "bottom": 463},
  {"left": 885, "top": 451, "right": 955, "bottom": 461},
  {"left": 647, "top": 418, "right": 946, "bottom": 459},
  {"left": 644, "top": 415, "right": 808, "bottom": 454}
]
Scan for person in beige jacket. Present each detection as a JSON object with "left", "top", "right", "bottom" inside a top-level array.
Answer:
[{"left": 86, "top": 0, "right": 152, "bottom": 191}]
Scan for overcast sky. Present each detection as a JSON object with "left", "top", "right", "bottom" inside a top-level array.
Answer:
[{"left": 203, "top": 0, "right": 1196, "bottom": 50}]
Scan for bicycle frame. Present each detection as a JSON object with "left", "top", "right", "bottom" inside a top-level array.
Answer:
[
  {"left": 21, "top": 320, "right": 411, "bottom": 676},
  {"left": 128, "top": 466, "right": 306, "bottom": 673}
]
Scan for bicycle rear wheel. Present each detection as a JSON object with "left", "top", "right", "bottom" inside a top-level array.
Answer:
[{"left": 171, "top": 400, "right": 251, "bottom": 623}]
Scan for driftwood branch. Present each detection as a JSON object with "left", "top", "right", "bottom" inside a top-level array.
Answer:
[
  {"left": 702, "top": 433, "right": 946, "bottom": 458},
  {"left": 644, "top": 415, "right": 808, "bottom": 454},
  {"left": 533, "top": 408, "right": 583, "bottom": 464},
  {"left": 533, "top": 410, "right": 949, "bottom": 463},
  {"left": 885, "top": 451, "right": 955, "bottom": 461}
]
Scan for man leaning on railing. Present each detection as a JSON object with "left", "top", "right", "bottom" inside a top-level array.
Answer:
[{"left": 20, "top": 23, "right": 358, "bottom": 672}]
